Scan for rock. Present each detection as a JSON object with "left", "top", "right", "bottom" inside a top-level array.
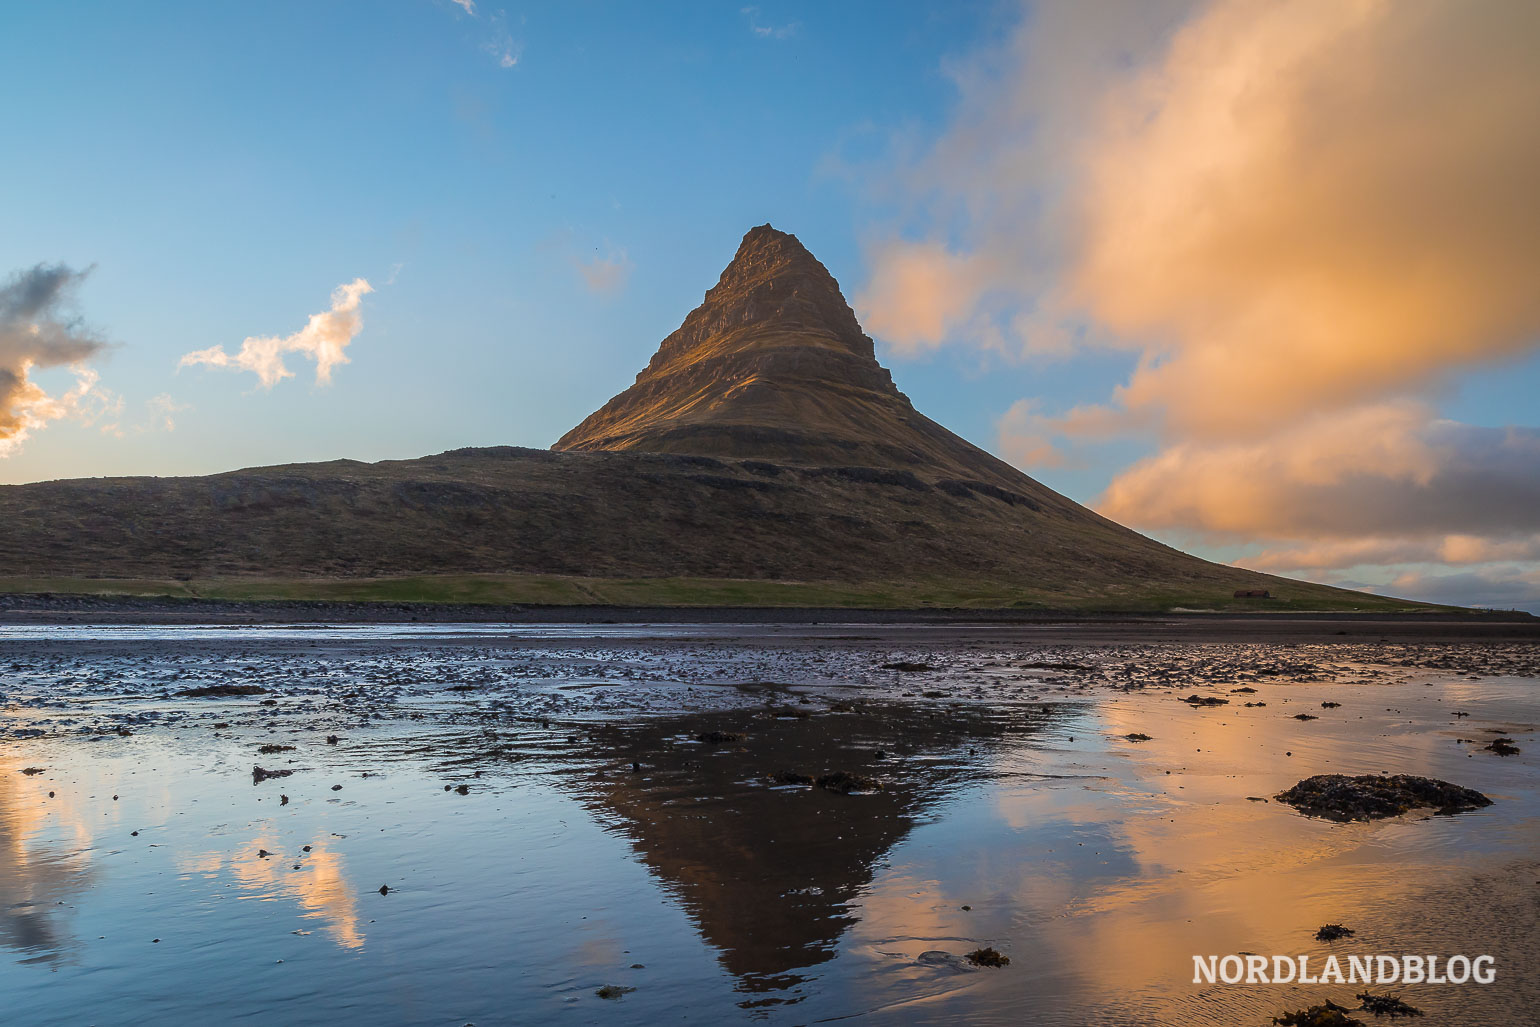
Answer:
[
  {"left": 695, "top": 731, "right": 743, "bottom": 744},
  {"left": 595, "top": 985, "right": 635, "bottom": 1000},
  {"left": 965, "top": 947, "right": 1010, "bottom": 968},
  {"left": 258, "top": 744, "right": 295, "bottom": 754},
  {"left": 20, "top": 767, "right": 45, "bottom": 775},
  {"left": 1181, "top": 694, "right": 1229, "bottom": 707},
  {"left": 252, "top": 765, "right": 294, "bottom": 784},
  {"left": 1294, "top": 714, "right": 1319, "bottom": 721},
  {"left": 178, "top": 684, "right": 268, "bottom": 698},
  {"left": 1272, "top": 1000, "right": 1364, "bottom": 1026},
  {"left": 331, "top": 784, "right": 342, "bottom": 791},
  {"left": 1274, "top": 774, "right": 1492, "bottom": 821},
  {"left": 816, "top": 771, "right": 882, "bottom": 794},
  {"left": 882, "top": 662, "right": 934, "bottom": 672},
  {"left": 1315, "top": 924, "right": 1355, "bottom": 942},
  {"left": 378, "top": 885, "right": 390, "bottom": 895},
  {"left": 1484, "top": 738, "right": 1520, "bottom": 756},
  {"left": 1124, "top": 732, "right": 1153, "bottom": 741}
]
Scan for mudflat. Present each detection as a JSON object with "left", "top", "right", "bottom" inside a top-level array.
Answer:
[{"left": 2, "top": 623, "right": 1536, "bottom": 1024}]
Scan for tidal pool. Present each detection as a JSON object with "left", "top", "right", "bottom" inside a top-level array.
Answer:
[{"left": 1, "top": 624, "right": 1536, "bottom": 1024}]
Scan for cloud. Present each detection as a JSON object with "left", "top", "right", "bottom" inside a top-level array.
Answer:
[
  {"left": 741, "top": 7, "right": 799, "bottom": 40},
  {"left": 181, "top": 279, "right": 373, "bottom": 389},
  {"left": 1367, "top": 566, "right": 1540, "bottom": 614},
  {"left": 483, "top": 11, "right": 522, "bottom": 68},
  {"left": 449, "top": 0, "right": 475, "bottom": 14},
  {"left": 147, "top": 393, "right": 189, "bottom": 432},
  {"left": 862, "top": 0, "right": 1540, "bottom": 436},
  {"left": 575, "top": 246, "right": 633, "bottom": 296},
  {"left": 995, "top": 399, "right": 1067, "bottom": 469},
  {"left": 1099, "top": 403, "right": 1540, "bottom": 541},
  {"left": 856, "top": 0, "right": 1540, "bottom": 601},
  {"left": 0, "top": 263, "right": 112, "bottom": 456}
]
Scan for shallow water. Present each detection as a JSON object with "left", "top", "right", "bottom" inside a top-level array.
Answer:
[{"left": 2, "top": 625, "right": 1536, "bottom": 1024}]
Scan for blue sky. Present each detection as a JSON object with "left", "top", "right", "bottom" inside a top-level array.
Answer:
[{"left": 2, "top": 1, "right": 1537, "bottom": 610}]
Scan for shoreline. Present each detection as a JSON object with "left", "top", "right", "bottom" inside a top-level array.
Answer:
[{"left": 0, "top": 591, "right": 1534, "bottom": 639}]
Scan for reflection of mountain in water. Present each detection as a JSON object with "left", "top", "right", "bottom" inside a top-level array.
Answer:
[{"left": 567, "top": 698, "right": 1053, "bottom": 1004}]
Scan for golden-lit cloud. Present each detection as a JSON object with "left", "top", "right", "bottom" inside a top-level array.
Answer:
[
  {"left": 181, "top": 278, "right": 373, "bottom": 389},
  {"left": 858, "top": 0, "right": 1540, "bottom": 602}
]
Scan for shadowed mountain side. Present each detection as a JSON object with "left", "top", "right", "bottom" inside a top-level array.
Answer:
[{"left": 0, "top": 445, "right": 1396, "bottom": 609}]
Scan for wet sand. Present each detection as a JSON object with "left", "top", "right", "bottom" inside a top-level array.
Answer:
[{"left": 1, "top": 624, "right": 1536, "bottom": 1024}]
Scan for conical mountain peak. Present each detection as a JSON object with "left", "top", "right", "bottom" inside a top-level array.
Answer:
[{"left": 553, "top": 225, "right": 1027, "bottom": 484}]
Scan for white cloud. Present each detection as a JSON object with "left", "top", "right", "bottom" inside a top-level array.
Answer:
[
  {"left": 741, "top": 6, "right": 799, "bottom": 40},
  {"left": 180, "top": 278, "right": 373, "bottom": 389}
]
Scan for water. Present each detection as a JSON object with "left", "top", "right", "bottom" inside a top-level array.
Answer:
[{"left": 1, "top": 625, "right": 1536, "bottom": 1024}]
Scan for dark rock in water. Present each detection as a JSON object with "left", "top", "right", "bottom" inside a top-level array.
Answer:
[
  {"left": 253, "top": 765, "right": 294, "bottom": 784},
  {"left": 1356, "top": 993, "right": 1424, "bottom": 1019},
  {"left": 965, "top": 947, "right": 1010, "bottom": 968},
  {"left": 258, "top": 849, "right": 273, "bottom": 859},
  {"left": 816, "top": 771, "right": 882, "bottom": 794},
  {"left": 1182, "top": 694, "right": 1229, "bottom": 707},
  {"left": 1231, "top": 686, "right": 1258, "bottom": 693},
  {"left": 595, "top": 985, "right": 635, "bottom": 1000},
  {"left": 258, "top": 744, "right": 295, "bottom": 754},
  {"left": 772, "top": 770, "right": 814, "bottom": 785},
  {"left": 455, "top": 784, "right": 470, "bottom": 795},
  {"left": 1124, "top": 733, "right": 1153, "bottom": 742},
  {"left": 1484, "top": 738, "right": 1520, "bottom": 756},
  {"left": 1315, "top": 923, "right": 1355, "bottom": 942},
  {"left": 378, "top": 885, "right": 390, "bottom": 895},
  {"left": 331, "top": 784, "right": 343, "bottom": 791},
  {"left": 882, "top": 662, "right": 933, "bottom": 672},
  {"left": 916, "top": 950, "right": 977, "bottom": 974},
  {"left": 1275, "top": 774, "right": 1492, "bottom": 821},
  {"left": 695, "top": 731, "right": 743, "bottom": 744},
  {"left": 1322, "top": 701, "right": 1342, "bottom": 708},
  {"left": 178, "top": 684, "right": 269, "bottom": 698},
  {"left": 326, "top": 735, "right": 339, "bottom": 744},
  {"left": 20, "top": 767, "right": 45, "bottom": 776},
  {"left": 1294, "top": 714, "right": 1319, "bottom": 721},
  {"left": 1273, "top": 1000, "right": 1364, "bottom": 1026},
  {"left": 279, "top": 794, "right": 289, "bottom": 805}
]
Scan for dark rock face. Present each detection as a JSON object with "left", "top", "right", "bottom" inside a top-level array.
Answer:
[{"left": 553, "top": 225, "right": 1030, "bottom": 485}]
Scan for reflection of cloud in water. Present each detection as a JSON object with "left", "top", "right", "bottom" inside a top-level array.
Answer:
[
  {"left": 0, "top": 755, "right": 96, "bottom": 963},
  {"left": 178, "top": 839, "right": 363, "bottom": 950}
]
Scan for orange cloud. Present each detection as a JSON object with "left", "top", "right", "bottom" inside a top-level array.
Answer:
[{"left": 858, "top": 0, "right": 1540, "bottom": 596}]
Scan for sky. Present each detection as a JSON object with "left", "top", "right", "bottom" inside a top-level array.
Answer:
[{"left": 2, "top": 0, "right": 1537, "bottom": 611}]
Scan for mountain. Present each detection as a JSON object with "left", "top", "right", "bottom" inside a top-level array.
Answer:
[
  {"left": 557, "top": 225, "right": 1025, "bottom": 487},
  {"left": 0, "top": 225, "right": 1425, "bottom": 611}
]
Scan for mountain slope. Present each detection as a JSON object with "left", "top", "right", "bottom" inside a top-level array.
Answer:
[{"left": 0, "top": 226, "right": 1428, "bottom": 611}]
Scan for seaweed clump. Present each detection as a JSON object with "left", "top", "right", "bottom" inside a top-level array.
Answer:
[
  {"left": 1274, "top": 774, "right": 1492, "bottom": 821},
  {"left": 1484, "top": 738, "right": 1520, "bottom": 756},
  {"left": 965, "top": 947, "right": 1010, "bottom": 968},
  {"left": 1181, "top": 694, "right": 1229, "bottom": 707},
  {"left": 1273, "top": 1000, "right": 1363, "bottom": 1027},
  {"left": 1314, "top": 923, "right": 1355, "bottom": 942},
  {"left": 817, "top": 771, "right": 883, "bottom": 794},
  {"left": 1124, "top": 733, "right": 1153, "bottom": 742},
  {"left": 1356, "top": 993, "right": 1424, "bottom": 1019}
]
